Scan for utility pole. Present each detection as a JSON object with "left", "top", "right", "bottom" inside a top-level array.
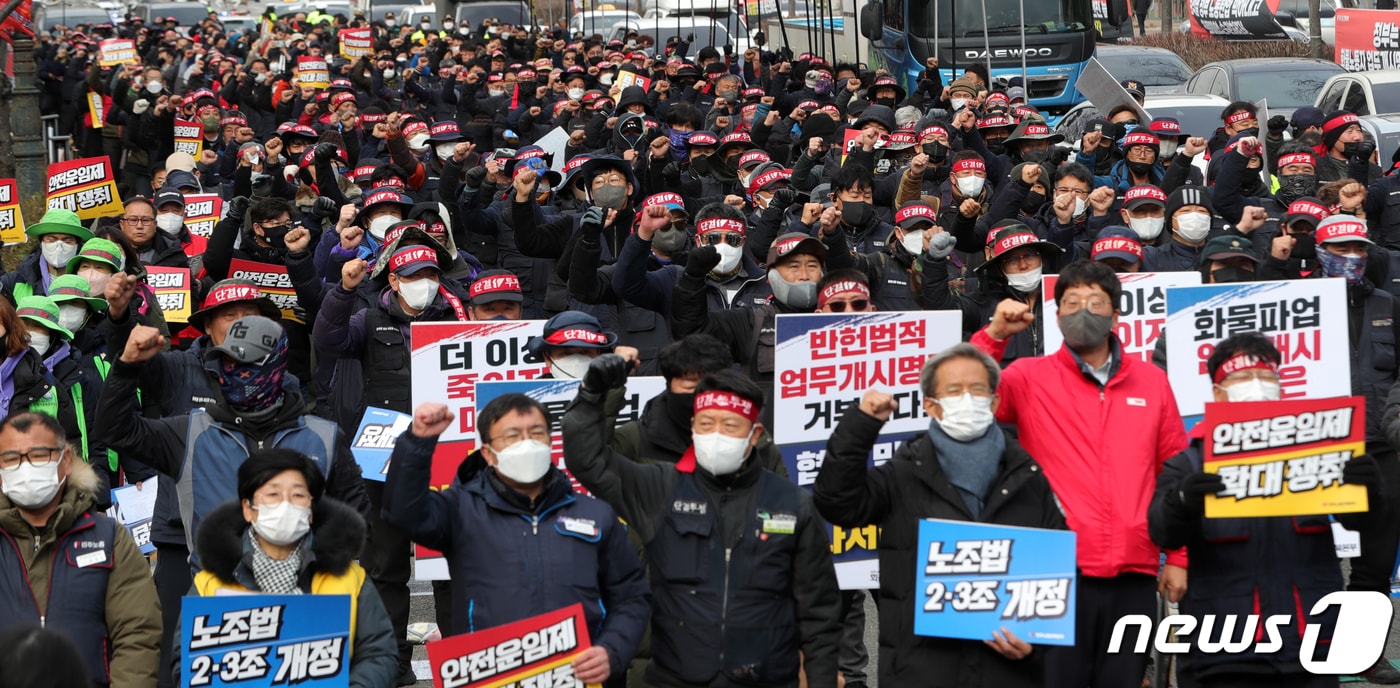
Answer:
[{"left": 1309, "top": 0, "right": 1323, "bottom": 59}]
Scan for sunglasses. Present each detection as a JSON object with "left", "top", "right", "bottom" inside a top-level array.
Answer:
[
  {"left": 825, "top": 299, "right": 869, "bottom": 312},
  {"left": 701, "top": 232, "right": 743, "bottom": 247}
]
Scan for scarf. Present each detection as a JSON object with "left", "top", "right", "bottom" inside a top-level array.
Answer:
[
  {"left": 926, "top": 421, "right": 1005, "bottom": 519},
  {"left": 247, "top": 529, "right": 303, "bottom": 595}
]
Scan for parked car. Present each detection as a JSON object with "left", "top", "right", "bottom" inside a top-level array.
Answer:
[
  {"left": 36, "top": 4, "right": 118, "bottom": 30},
  {"left": 1181, "top": 58, "right": 1343, "bottom": 119},
  {"left": 1094, "top": 44, "right": 1193, "bottom": 95},
  {"left": 609, "top": 16, "right": 746, "bottom": 52},
  {"left": 1359, "top": 114, "right": 1400, "bottom": 170},
  {"left": 1272, "top": 0, "right": 1336, "bottom": 45},
  {"left": 131, "top": 1, "right": 216, "bottom": 35},
  {"left": 570, "top": 9, "right": 641, "bottom": 37},
  {"left": 1315, "top": 71, "right": 1400, "bottom": 118}
]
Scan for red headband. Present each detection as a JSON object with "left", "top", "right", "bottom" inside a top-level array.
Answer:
[
  {"left": 697, "top": 218, "right": 745, "bottom": 235},
  {"left": 1278, "top": 152, "right": 1316, "bottom": 169},
  {"left": 1225, "top": 110, "right": 1254, "bottom": 126},
  {"left": 921, "top": 125, "right": 949, "bottom": 140},
  {"left": 694, "top": 390, "right": 759, "bottom": 423},
  {"left": 952, "top": 158, "right": 985, "bottom": 174},
  {"left": 470, "top": 274, "right": 522, "bottom": 298},
  {"left": 1092, "top": 237, "right": 1144, "bottom": 261},
  {"left": 1324, "top": 113, "right": 1359, "bottom": 133},
  {"left": 1213, "top": 353, "right": 1279, "bottom": 384},
  {"left": 817, "top": 280, "right": 871, "bottom": 308},
  {"left": 545, "top": 328, "right": 609, "bottom": 345}
]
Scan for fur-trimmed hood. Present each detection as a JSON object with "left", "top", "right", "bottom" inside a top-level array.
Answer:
[{"left": 196, "top": 497, "right": 366, "bottom": 585}]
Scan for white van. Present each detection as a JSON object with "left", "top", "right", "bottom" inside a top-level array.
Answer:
[
  {"left": 609, "top": 16, "right": 747, "bottom": 53},
  {"left": 569, "top": 9, "right": 641, "bottom": 37},
  {"left": 642, "top": 0, "right": 754, "bottom": 43}
]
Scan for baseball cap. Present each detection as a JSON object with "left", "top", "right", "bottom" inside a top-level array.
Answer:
[
  {"left": 1123, "top": 186, "right": 1167, "bottom": 211},
  {"left": 387, "top": 246, "right": 441, "bottom": 276},
  {"left": 1200, "top": 235, "right": 1259, "bottom": 265},
  {"left": 766, "top": 232, "right": 828, "bottom": 266},
  {"left": 154, "top": 187, "right": 185, "bottom": 210},
  {"left": 1315, "top": 215, "right": 1373, "bottom": 245},
  {"left": 1292, "top": 106, "right": 1326, "bottom": 131},
  {"left": 206, "top": 315, "right": 287, "bottom": 364},
  {"left": 188, "top": 279, "right": 281, "bottom": 332},
  {"left": 525, "top": 311, "right": 618, "bottom": 358},
  {"left": 894, "top": 202, "right": 938, "bottom": 229},
  {"left": 468, "top": 270, "right": 524, "bottom": 305},
  {"left": 1090, "top": 226, "right": 1144, "bottom": 265},
  {"left": 1120, "top": 79, "right": 1146, "bottom": 100},
  {"left": 1283, "top": 197, "right": 1328, "bottom": 230}
]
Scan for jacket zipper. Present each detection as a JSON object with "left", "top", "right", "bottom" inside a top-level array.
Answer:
[{"left": 719, "top": 547, "right": 732, "bottom": 664}]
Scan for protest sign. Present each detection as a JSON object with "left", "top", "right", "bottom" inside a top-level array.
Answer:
[
  {"left": 351, "top": 407, "right": 413, "bottom": 482},
  {"left": 1075, "top": 57, "right": 1151, "bottom": 124},
  {"left": 298, "top": 56, "right": 330, "bottom": 89},
  {"left": 1202, "top": 396, "right": 1368, "bottom": 518},
  {"left": 426, "top": 603, "right": 598, "bottom": 688},
  {"left": 174, "top": 118, "right": 204, "bottom": 157},
  {"left": 87, "top": 92, "right": 104, "bottom": 129},
  {"left": 182, "top": 594, "right": 351, "bottom": 687},
  {"left": 1043, "top": 272, "right": 1201, "bottom": 364},
  {"left": 613, "top": 71, "right": 652, "bottom": 103},
  {"left": 914, "top": 519, "right": 1077, "bottom": 645},
  {"left": 98, "top": 38, "right": 137, "bottom": 66},
  {"left": 0, "top": 0, "right": 34, "bottom": 41},
  {"left": 1336, "top": 8, "right": 1400, "bottom": 71},
  {"left": 109, "top": 481, "right": 158, "bottom": 554},
  {"left": 146, "top": 266, "right": 193, "bottom": 323},
  {"left": 775, "top": 311, "right": 960, "bottom": 588},
  {"left": 1165, "top": 279, "right": 1349, "bottom": 424},
  {"left": 533, "top": 127, "right": 570, "bottom": 173},
  {"left": 1187, "top": 0, "right": 1288, "bottom": 39},
  {"left": 338, "top": 27, "right": 373, "bottom": 59},
  {"left": 0, "top": 179, "right": 25, "bottom": 244},
  {"left": 227, "top": 259, "right": 306, "bottom": 324},
  {"left": 841, "top": 129, "right": 861, "bottom": 165},
  {"left": 46, "top": 156, "right": 122, "bottom": 220},
  {"left": 183, "top": 193, "right": 223, "bottom": 239},
  {"left": 409, "top": 321, "right": 550, "bottom": 579}
]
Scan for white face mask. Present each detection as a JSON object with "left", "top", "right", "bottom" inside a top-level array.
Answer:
[
  {"left": 250, "top": 501, "right": 312, "bottom": 546},
  {"left": 951, "top": 98, "right": 968, "bottom": 111},
  {"left": 368, "top": 214, "right": 398, "bottom": 240},
  {"left": 156, "top": 212, "right": 184, "bottom": 235},
  {"left": 78, "top": 268, "right": 111, "bottom": 299},
  {"left": 567, "top": 87, "right": 585, "bottom": 100},
  {"left": 145, "top": 80, "right": 163, "bottom": 94},
  {"left": 1, "top": 456, "right": 65, "bottom": 509},
  {"left": 549, "top": 352, "right": 594, "bottom": 380},
  {"left": 1174, "top": 211, "right": 1211, "bottom": 242},
  {"left": 488, "top": 88, "right": 506, "bottom": 98},
  {"left": 1159, "top": 140, "right": 1179, "bottom": 159},
  {"left": 385, "top": 19, "right": 397, "bottom": 27},
  {"left": 491, "top": 438, "right": 552, "bottom": 483},
  {"left": 599, "top": 72, "right": 614, "bottom": 85},
  {"left": 435, "top": 143, "right": 457, "bottom": 160},
  {"left": 27, "top": 330, "right": 50, "bottom": 355},
  {"left": 901, "top": 229, "right": 925, "bottom": 255},
  {"left": 1128, "top": 216, "right": 1164, "bottom": 241},
  {"left": 1004, "top": 266, "right": 1042, "bottom": 293},
  {"left": 692, "top": 428, "right": 754, "bottom": 475},
  {"left": 933, "top": 393, "right": 996, "bottom": 442},
  {"left": 408, "top": 133, "right": 430, "bottom": 150},
  {"left": 1221, "top": 378, "right": 1281, "bottom": 402},
  {"left": 57, "top": 304, "right": 88, "bottom": 332},
  {"left": 443, "top": 22, "right": 454, "bottom": 30},
  {"left": 41, "top": 242, "right": 79, "bottom": 269},
  {"left": 383, "top": 68, "right": 396, "bottom": 80},
  {"left": 1072, "top": 197, "right": 1087, "bottom": 218},
  {"left": 955, "top": 175, "right": 985, "bottom": 197},
  {"left": 714, "top": 242, "right": 743, "bottom": 274},
  {"left": 397, "top": 277, "right": 438, "bottom": 310}
]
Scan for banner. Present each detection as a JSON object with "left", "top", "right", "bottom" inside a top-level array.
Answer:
[
  {"left": 146, "top": 266, "right": 193, "bottom": 322},
  {"left": 108, "top": 481, "right": 157, "bottom": 554},
  {"left": 1203, "top": 396, "right": 1368, "bottom": 518},
  {"left": 351, "top": 407, "right": 413, "bottom": 482},
  {"left": 87, "top": 92, "right": 104, "bottom": 129},
  {"left": 227, "top": 259, "right": 305, "bottom": 324},
  {"left": 774, "top": 311, "right": 961, "bottom": 588},
  {"left": 174, "top": 118, "right": 204, "bottom": 157},
  {"left": 1043, "top": 272, "right": 1201, "bottom": 364},
  {"left": 426, "top": 603, "right": 599, "bottom": 688},
  {"left": 298, "top": 56, "right": 330, "bottom": 89},
  {"left": 0, "top": 0, "right": 34, "bottom": 41},
  {"left": 0, "top": 179, "right": 25, "bottom": 245},
  {"left": 1188, "top": 0, "right": 1288, "bottom": 39},
  {"left": 338, "top": 27, "right": 373, "bottom": 59},
  {"left": 1165, "top": 279, "right": 1350, "bottom": 425},
  {"left": 181, "top": 594, "right": 351, "bottom": 687},
  {"left": 1336, "top": 8, "right": 1400, "bottom": 71},
  {"left": 98, "top": 38, "right": 137, "bottom": 66},
  {"left": 476, "top": 377, "right": 667, "bottom": 493},
  {"left": 409, "top": 321, "right": 550, "bottom": 579},
  {"left": 46, "top": 156, "right": 121, "bottom": 220},
  {"left": 613, "top": 71, "right": 652, "bottom": 103},
  {"left": 841, "top": 128, "right": 861, "bottom": 165},
  {"left": 914, "top": 519, "right": 1077, "bottom": 646},
  {"left": 183, "top": 193, "right": 223, "bottom": 239}
]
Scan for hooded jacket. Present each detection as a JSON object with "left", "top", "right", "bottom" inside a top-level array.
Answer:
[{"left": 0, "top": 460, "right": 162, "bottom": 688}]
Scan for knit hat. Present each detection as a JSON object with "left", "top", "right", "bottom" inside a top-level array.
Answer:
[
  {"left": 1321, "top": 111, "right": 1360, "bottom": 151},
  {"left": 1166, "top": 185, "right": 1214, "bottom": 217}
]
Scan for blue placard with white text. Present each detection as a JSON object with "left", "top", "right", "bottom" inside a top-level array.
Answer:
[
  {"left": 180, "top": 594, "right": 351, "bottom": 686},
  {"left": 914, "top": 519, "right": 1077, "bottom": 646},
  {"left": 350, "top": 407, "right": 413, "bottom": 482}
]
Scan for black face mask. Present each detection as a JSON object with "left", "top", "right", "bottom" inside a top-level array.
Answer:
[
  {"left": 1240, "top": 127, "right": 1260, "bottom": 139},
  {"left": 260, "top": 222, "right": 292, "bottom": 248},
  {"left": 985, "top": 138, "right": 1007, "bottom": 155},
  {"left": 874, "top": 97, "right": 896, "bottom": 109},
  {"left": 1288, "top": 230, "right": 1318, "bottom": 260},
  {"left": 1276, "top": 173, "right": 1316, "bottom": 205},
  {"left": 1211, "top": 266, "right": 1255, "bottom": 284},
  {"left": 1021, "top": 190, "right": 1045, "bottom": 215},
  {"left": 1127, "top": 160, "right": 1153, "bottom": 176},
  {"left": 841, "top": 200, "right": 873, "bottom": 228},
  {"left": 1020, "top": 147, "right": 1047, "bottom": 163},
  {"left": 689, "top": 154, "right": 714, "bottom": 176},
  {"left": 1239, "top": 173, "right": 1264, "bottom": 196},
  {"left": 663, "top": 390, "right": 694, "bottom": 428},
  {"left": 1343, "top": 141, "right": 1363, "bottom": 158},
  {"left": 922, "top": 141, "right": 949, "bottom": 163}
]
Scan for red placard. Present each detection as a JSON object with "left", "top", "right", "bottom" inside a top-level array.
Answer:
[{"left": 426, "top": 604, "right": 598, "bottom": 688}]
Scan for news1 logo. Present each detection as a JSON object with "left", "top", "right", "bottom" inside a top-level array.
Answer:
[{"left": 1108, "top": 591, "right": 1392, "bottom": 674}]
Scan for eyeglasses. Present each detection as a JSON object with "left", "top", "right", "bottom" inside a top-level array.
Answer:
[
  {"left": 1222, "top": 370, "right": 1280, "bottom": 384},
  {"left": 1053, "top": 187, "right": 1089, "bottom": 197},
  {"left": 1126, "top": 147, "right": 1156, "bottom": 160},
  {"left": 0, "top": 446, "right": 63, "bottom": 473},
  {"left": 41, "top": 234, "right": 81, "bottom": 245},
  {"left": 825, "top": 299, "right": 870, "bottom": 312},
  {"left": 668, "top": 220, "right": 688, "bottom": 232},
  {"left": 702, "top": 232, "right": 744, "bottom": 247},
  {"left": 591, "top": 175, "right": 627, "bottom": 187},
  {"left": 1060, "top": 297, "right": 1113, "bottom": 315},
  {"left": 999, "top": 251, "right": 1042, "bottom": 268},
  {"left": 121, "top": 216, "right": 155, "bottom": 225},
  {"left": 489, "top": 428, "right": 551, "bottom": 446}
]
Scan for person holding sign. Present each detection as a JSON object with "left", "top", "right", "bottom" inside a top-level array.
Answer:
[
  {"left": 182, "top": 449, "right": 399, "bottom": 686},
  {"left": 383, "top": 396, "right": 651, "bottom": 685},
  {"left": 814, "top": 344, "right": 1068, "bottom": 687},
  {"left": 1148, "top": 332, "right": 1390, "bottom": 685},
  {"left": 972, "top": 260, "right": 1188, "bottom": 687},
  {"left": 0, "top": 412, "right": 162, "bottom": 687}
]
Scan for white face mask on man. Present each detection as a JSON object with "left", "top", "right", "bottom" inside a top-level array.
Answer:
[
  {"left": 491, "top": 439, "right": 552, "bottom": 483},
  {"left": 932, "top": 393, "right": 996, "bottom": 441},
  {"left": 1, "top": 455, "right": 65, "bottom": 509},
  {"left": 692, "top": 428, "right": 754, "bottom": 475},
  {"left": 396, "top": 277, "right": 438, "bottom": 310}
]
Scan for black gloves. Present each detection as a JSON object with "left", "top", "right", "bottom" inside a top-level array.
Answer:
[
  {"left": 311, "top": 196, "right": 338, "bottom": 219},
  {"left": 581, "top": 353, "right": 630, "bottom": 393},
  {"left": 463, "top": 166, "right": 487, "bottom": 191},
  {"left": 226, "top": 195, "right": 250, "bottom": 223},
  {"left": 579, "top": 206, "right": 607, "bottom": 240},
  {"left": 770, "top": 188, "right": 799, "bottom": 210},
  {"left": 313, "top": 142, "right": 338, "bottom": 163},
  {"left": 1268, "top": 114, "right": 1289, "bottom": 136},
  {"left": 684, "top": 244, "right": 721, "bottom": 278},
  {"left": 1172, "top": 471, "right": 1227, "bottom": 513},
  {"left": 1343, "top": 454, "right": 1384, "bottom": 499},
  {"left": 1348, "top": 140, "right": 1377, "bottom": 164}
]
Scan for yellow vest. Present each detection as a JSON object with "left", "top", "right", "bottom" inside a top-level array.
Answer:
[{"left": 193, "top": 563, "right": 366, "bottom": 653}]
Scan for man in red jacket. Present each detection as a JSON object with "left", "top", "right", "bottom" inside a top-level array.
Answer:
[{"left": 971, "top": 259, "right": 1188, "bottom": 687}]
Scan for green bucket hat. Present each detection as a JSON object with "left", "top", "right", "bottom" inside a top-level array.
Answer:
[
  {"left": 26, "top": 208, "right": 95, "bottom": 243},
  {"left": 16, "top": 295, "right": 75, "bottom": 340},
  {"left": 67, "top": 238, "right": 125, "bottom": 274},
  {"left": 48, "top": 274, "right": 108, "bottom": 312}
]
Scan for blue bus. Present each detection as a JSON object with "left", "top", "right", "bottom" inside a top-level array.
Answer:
[{"left": 857, "top": 0, "right": 1095, "bottom": 116}]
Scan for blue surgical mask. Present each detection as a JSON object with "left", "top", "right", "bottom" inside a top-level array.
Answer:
[{"left": 669, "top": 130, "right": 692, "bottom": 158}]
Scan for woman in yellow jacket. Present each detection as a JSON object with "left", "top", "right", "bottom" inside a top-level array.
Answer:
[{"left": 180, "top": 449, "right": 399, "bottom": 688}]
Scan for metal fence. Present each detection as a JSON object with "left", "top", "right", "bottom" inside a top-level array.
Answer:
[{"left": 41, "top": 114, "right": 69, "bottom": 165}]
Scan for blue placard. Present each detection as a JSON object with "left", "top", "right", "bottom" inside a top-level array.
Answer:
[
  {"left": 914, "top": 519, "right": 1077, "bottom": 646},
  {"left": 350, "top": 407, "right": 412, "bottom": 482},
  {"left": 181, "top": 594, "right": 351, "bottom": 686}
]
